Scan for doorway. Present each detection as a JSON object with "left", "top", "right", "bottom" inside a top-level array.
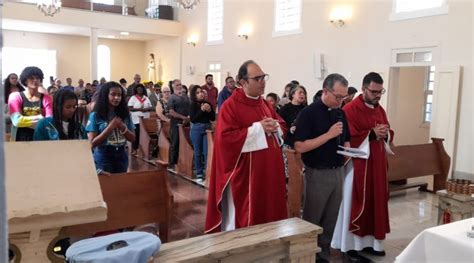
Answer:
[{"left": 388, "top": 66, "right": 433, "bottom": 146}]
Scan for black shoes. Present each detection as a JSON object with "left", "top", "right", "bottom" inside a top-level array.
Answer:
[
  {"left": 344, "top": 250, "right": 373, "bottom": 263},
  {"left": 362, "top": 247, "right": 386, "bottom": 256}
]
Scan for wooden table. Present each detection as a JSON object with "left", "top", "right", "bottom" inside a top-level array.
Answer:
[{"left": 154, "top": 218, "right": 322, "bottom": 262}]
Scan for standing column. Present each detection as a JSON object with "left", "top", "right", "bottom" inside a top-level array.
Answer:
[{"left": 90, "top": 27, "right": 98, "bottom": 82}]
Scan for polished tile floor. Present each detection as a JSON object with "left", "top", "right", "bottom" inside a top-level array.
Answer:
[{"left": 130, "top": 157, "right": 441, "bottom": 262}]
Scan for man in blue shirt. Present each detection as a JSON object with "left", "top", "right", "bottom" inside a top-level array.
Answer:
[{"left": 217, "top": 76, "right": 236, "bottom": 111}]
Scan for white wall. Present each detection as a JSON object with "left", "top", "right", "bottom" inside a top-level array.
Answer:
[
  {"left": 176, "top": 0, "right": 473, "bottom": 175},
  {"left": 145, "top": 36, "right": 181, "bottom": 84},
  {"left": 3, "top": 30, "right": 146, "bottom": 84}
]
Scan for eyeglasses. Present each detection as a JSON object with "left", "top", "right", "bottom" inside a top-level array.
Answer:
[
  {"left": 245, "top": 74, "right": 269, "bottom": 82},
  {"left": 325, "top": 88, "right": 349, "bottom": 101},
  {"left": 365, "top": 88, "right": 386, "bottom": 95}
]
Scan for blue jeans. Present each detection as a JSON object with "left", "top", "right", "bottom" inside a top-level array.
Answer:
[
  {"left": 190, "top": 123, "right": 210, "bottom": 177},
  {"left": 93, "top": 146, "right": 128, "bottom": 174}
]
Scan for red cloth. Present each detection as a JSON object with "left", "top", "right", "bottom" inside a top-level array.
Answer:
[
  {"left": 343, "top": 95, "right": 394, "bottom": 240},
  {"left": 202, "top": 84, "right": 218, "bottom": 109},
  {"left": 205, "top": 88, "right": 288, "bottom": 233}
]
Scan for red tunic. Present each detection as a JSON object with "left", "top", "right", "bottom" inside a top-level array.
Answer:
[
  {"left": 343, "top": 95, "right": 394, "bottom": 240},
  {"left": 205, "top": 88, "right": 288, "bottom": 233},
  {"left": 201, "top": 84, "right": 219, "bottom": 109}
]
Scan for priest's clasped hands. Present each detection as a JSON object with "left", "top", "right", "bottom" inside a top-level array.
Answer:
[
  {"left": 261, "top": 117, "right": 279, "bottom": 134},
  {"left": 373, "top": 123, "right": 389, "bottom": 140}
]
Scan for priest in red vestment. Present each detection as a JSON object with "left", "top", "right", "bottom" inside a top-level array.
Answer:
[
  {"left": 205, "top": 60, "right": 288, "bottom": 233},
  {"left": 332, "top": 72, "right": 394, "bottom": 259}
]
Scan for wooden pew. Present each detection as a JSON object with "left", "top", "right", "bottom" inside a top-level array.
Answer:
[
  {"left": 138, "top": 117, "right": 159, "bottom": 161},
  {"left": 285, "top": 148, "right": 305, "bottom": 218},
  {"left": 388, "top": 137, "right": 450, "bottom": 192},
  {"left": 205, "top": 130, "right": 214, "bottom": 187},
  {"left": 62, "top": 169, "right": 174, "bottom": 243},
  {"left": 176, "top": 124, "right": 194, "bottom": 179},
  {"left": 156, "top": 120, "right": 171, "bottom": 166},
  {"left": 153, "top": 218, "right": 322, "bottom": 262},
  {"left": 285, "top": 138, "right": 451, "bottom": 218}
]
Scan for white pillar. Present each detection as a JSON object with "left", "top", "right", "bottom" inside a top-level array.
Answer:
[{"left": 90, "top": 27, "right": 98, "bottom": 81}]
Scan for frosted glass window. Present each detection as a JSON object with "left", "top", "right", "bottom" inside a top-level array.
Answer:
[
  {"left": 395, "top": 0, "right": 444, "bottom": 13},
  {"left": 274, "top": 0, "right": 302, "bottom": 34},
  {"left": 207, "top": 0, "right": 224, "bottom": 43},
  {"left": 396, "top": 53, "right": 413, "bottom": 63},
  {"left": 414, "top": 51, "right": 432, "bottom": 62}
]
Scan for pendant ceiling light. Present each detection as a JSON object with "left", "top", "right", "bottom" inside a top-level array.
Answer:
[
  {"left": 37, "top": 0, "right": 62, "bottom": 17},
  {"left": 176, "top": 0, "right": 200, "bottom": 11}
]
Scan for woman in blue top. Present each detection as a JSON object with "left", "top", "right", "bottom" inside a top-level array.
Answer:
[
  {"left": 34, "top": 89, "right": 87, "bottom": 141},
  {"left": 86, "top": 81, "right": 135, "bottom": 174}
]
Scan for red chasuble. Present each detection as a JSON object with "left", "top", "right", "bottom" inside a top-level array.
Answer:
[
  {"left": 205, "top": 88, "right": 288, "bottom": 233},
  {"left": 343, "top": 95, "right": 394, "bottom": 240}
]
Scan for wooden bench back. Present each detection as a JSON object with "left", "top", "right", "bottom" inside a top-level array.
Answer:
[
  {"left": 177, "top": 124, "right": 194, "bottom": 179},
  {"left": 141, "top": 117, "right": 159, "bottom": 135},
  {"left": 388, "top": 138, "right": 450, "bottom": 191},
  {"left": 285, "top": 149, "right": 304, "bottom": 218},
  {"left": 62, "top": 170, "right": 173, "bottom": 242}
]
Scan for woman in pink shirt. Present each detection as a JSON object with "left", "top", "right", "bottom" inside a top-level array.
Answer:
[{"left": 8, "top": 66, "right": 53, "bottom": 141}]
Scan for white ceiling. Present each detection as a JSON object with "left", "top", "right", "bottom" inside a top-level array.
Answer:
[{"left": 2, "top": 19, "right": 162, "bottom": 41}]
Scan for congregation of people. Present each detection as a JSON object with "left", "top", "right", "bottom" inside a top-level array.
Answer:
[{"left": 3, "top": 60, "right": 392, "bottom": 263}]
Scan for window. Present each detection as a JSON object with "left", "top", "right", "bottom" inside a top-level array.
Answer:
[
  {"left": 423, "top": 66, "right": 435, "bottom": 123},
  {"left": 391, "top": 47, "right": 435, "bottom": 66},
  {"left": 390, "top": 0, "right": 449, "bottom": 21},
  {"left": 93, "top": 0, "right": 115, "bottom": 5},
  {"left": 97, "top": 45, "right": 111, "bottom": 81},
  {"left": 1, "top": 47, "right": 57, "bottom": 83},
  {"left": 207, "top": 0, "right": 224, "bottom": 44},
  {"left": 273, "top": 0, "right": 302, "bottom": 37}
]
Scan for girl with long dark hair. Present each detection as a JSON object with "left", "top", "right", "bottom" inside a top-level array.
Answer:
[
  {"left": 86, "top": 81, "right": 135, "bottom": 174},
  {"left": 4, "top": 73, "right": 23, "bottom": 104},
  {"left": 8, "top": 67, "right": 53, "bottom": 141},
  {"left": 189, "top": 85, "right": 215, "bottom": 181},
  {"left": 33, "top": 89, "right": 87, "bottom": 140}
]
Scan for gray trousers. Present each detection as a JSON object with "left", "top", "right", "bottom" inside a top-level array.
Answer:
[{"left": 303, "top": 166, "right": 344, "bottom": 261}]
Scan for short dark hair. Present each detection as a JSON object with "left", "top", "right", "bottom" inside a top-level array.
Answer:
[
  {"left": 133, "top": 83, "right": 147, "bottom": 96},
  {"left": 362, "top": 72, "right": 383, "bottom": 87},
  {"left": 205, "top": 74, "right": 213, "bottom": 79},
  {"left": 119, "top": 78, "right": 127, "bottom": 84},
  {"left": 322, "top": 73, "right": 348, "bottom": 90},
  {"left": 291, "top": 80, "right": 300, "bottom": 85},
  {"left": 348, "top": 86, "right": 358, "bottom": 95},
  {"left": 237, "top": 60, "right": 257, "bottom": 82},
  {"left": 225, "top": 76, "right": 234, "bottom": 83},
  {"left": 19, "top": 66, "right": 44, "bottom": 87},
  {"left": 266, "top": 92, "right": 278, "bottom": 102},
  {"left": 312, "top": 90, "right": 323, "bottom": 103}
]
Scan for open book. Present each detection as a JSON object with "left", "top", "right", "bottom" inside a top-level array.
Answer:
[
  {"left": 337, "top": 134, "right": 395, "bottom": 159},
  {"left": 337, "top": 145, "right": 369, "bottom": 159},
  {"left": 337, "top": 136, "right": 370, "bottom": 159}
]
